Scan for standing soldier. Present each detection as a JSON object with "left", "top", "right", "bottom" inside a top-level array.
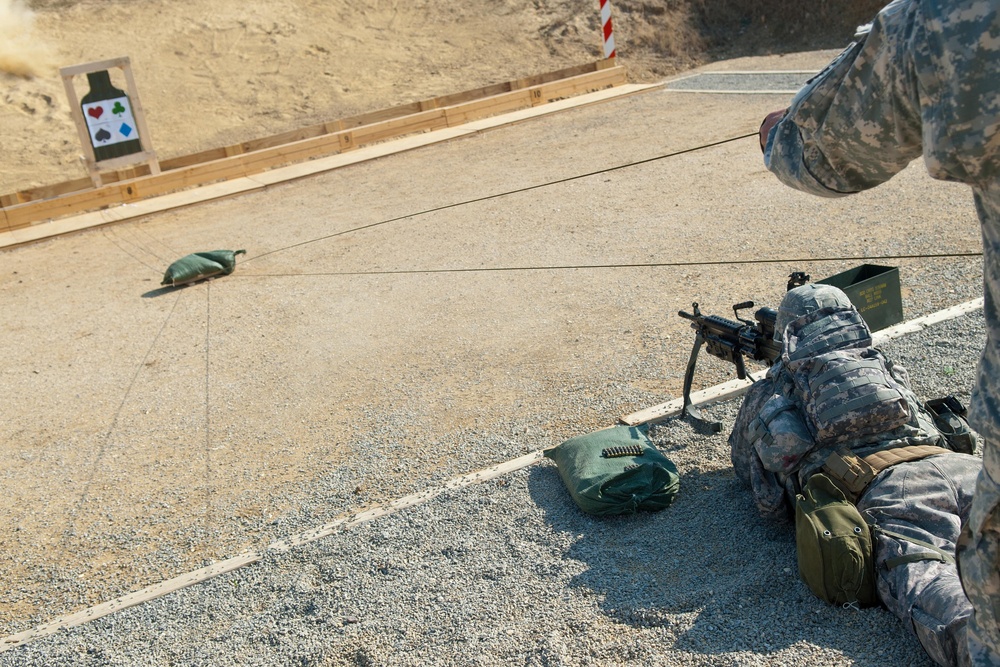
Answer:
[{"left": 758, "top": 1, "right": 1000, "bottom": 664}]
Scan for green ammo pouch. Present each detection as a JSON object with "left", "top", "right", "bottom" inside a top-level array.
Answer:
[
  {"left": 162, "top": 249, "right": 246, "bottom": 287},
  {"left": 543, "top": 425, "right": 680, "bottom": 516},
  {"left": 795, "top": 473, "right": 879, "bottom": 608}
]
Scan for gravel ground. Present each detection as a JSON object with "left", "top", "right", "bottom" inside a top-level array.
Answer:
[
  {"left": 1, "top": 307, "right": 985, "bottom": 666},
  {"left": 0, "top": 51, "right": 989, "bottom": 666},
  {"left": 664, "top": 72, "right": 815, "bottom": 92}
]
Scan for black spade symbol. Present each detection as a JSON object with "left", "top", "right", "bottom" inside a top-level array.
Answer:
[{"left": 95, "top": 128, "right": 112, "bottom": 143}]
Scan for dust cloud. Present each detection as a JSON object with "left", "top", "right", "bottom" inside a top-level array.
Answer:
[{"left": 0, "top": 0, "right": 55, "bottom": 78}]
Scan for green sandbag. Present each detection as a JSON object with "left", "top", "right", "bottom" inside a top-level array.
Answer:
[
  {"left": 544, "top": 425, "right": 680, "bottom": 516},
  {"left": 161, "top": 249, "right": 246, "bottom": 287}
]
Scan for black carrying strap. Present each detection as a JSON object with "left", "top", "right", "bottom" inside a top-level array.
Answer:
[{"left": 873, "top": 525, "right": 956, "bottom": 569}]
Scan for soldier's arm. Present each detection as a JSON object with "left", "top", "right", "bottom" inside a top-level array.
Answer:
[{"left": 762, "top": 0, "right": 925, "bottom": 198}]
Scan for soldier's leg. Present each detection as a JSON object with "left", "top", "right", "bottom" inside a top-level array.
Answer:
[
  {"left": 858, "top": 453, "right": 981, "bottom": 667},
  {"left": 957, "top": 441, "right": 1000, "bottom": 666}
]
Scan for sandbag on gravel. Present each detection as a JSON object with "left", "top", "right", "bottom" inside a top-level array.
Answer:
[
  {"left": 161, "top": 249, "right": 246, "bottom": 287},
  {"left": 544, "top": 425, "right": 680, "bottom": 516}
]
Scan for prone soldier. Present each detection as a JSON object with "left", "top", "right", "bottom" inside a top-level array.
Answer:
[{"left": 728, "top": 283, "right": 982, "bottom": 667}]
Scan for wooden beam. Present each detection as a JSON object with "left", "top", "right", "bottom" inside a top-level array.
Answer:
[
  {"left": 6, "top": 177, "right": 97, "bottom": 203},
  {"left": 535, "top": 67, "right": 625, "bottom": 103},
  {"left": 1, "top": 62, "right": 628, "bottom": 232},
  {"left": 3, "top": 62, "right": 620, "bottom": 206},
  {"left": 5, "top": 60, "right": 620, "bottom": 208},
  {"left": 0, "top": 82, "right": 661, "bottom": 249},
  {"left": 443, "top": 90, "right": 534, "bottom": 126},
  {"left": 59, "top": 56, "right": 130, "bottom": 78}
]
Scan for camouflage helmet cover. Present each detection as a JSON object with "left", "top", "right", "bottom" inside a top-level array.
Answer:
[{"left": 774, "top": 283, "right": 856, "bottom": 341}]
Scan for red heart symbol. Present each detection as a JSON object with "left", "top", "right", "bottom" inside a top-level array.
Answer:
[{"left": 87, "top": 106, "right": 104, "bottom": 119}]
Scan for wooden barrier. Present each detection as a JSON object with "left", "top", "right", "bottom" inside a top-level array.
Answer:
[{"left": 1, "top": 61, "right": 626, "bottom": 231}]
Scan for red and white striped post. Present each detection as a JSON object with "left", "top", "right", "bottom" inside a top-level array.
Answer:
[{"left": 599, "top": 0, "right": 616, "bottom": 60}]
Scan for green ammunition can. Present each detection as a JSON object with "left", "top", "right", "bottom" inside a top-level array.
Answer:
[{"left": 818, "top": 264, "right": 903, "bottom": 332}]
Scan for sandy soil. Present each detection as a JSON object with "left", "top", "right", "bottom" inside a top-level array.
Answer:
[
  {"left": 1, "top": 0, "right": 871, "bottom": 194},
  {"left": 2, "top": 0, "right": 645, "bottom": 193},
  {"left": 0, "top": 71, "right": 986, "bottom": 633}
]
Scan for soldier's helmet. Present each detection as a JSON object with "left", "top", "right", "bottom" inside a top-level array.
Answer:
[{"left": 774, "top": 283, "right": 855, "bottom": 342}]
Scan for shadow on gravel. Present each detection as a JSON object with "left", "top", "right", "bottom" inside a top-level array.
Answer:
[
  {"left": 141, "top": 286, "right": 176, "bottom": 298},
  {"left": 141, "top": 278, "right": 215, "bottom": 298},
  {"left": 527, "top": 453, "right": 932, "bottom": 666}
]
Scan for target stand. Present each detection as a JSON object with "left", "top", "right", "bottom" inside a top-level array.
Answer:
[{"left": 61, "top": 57, "right": 160, "bottom": 188}]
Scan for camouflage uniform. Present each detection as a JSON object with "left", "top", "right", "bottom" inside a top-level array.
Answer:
[
  {"left": 761, "top": 0, "right": 1000, "bottom": 663},
  {"left": 730, "top": 284, "right": 981, "bottom": 666}
]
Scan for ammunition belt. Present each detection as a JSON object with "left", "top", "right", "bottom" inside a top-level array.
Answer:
[{"left": 602, "top": 444, "right": 645, "bottom": 459}]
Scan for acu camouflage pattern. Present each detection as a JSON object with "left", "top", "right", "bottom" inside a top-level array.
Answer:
[
  {"left": 729, "top": 286, "right": 978, "bottom": 666},
  {"left": 773, "top": 283, "right": 854, "bottom": 341},
  {"left": 781, "top": 306, "right": 911, "bottom": 445},
  {"left": 730, "top": 289, "right": 949, "bottom": 517},
  {"left": 858, "top": 453, "right": 980, "bottom": 667},
  {"left": 763, "top": 0, "right": 1000, "bottom": 662},
  {"left": 729, "top": 285, "right": 873, "bottom": 518},
  {"left": 730, "top": 374, "right": 793, "bottom": 520}
]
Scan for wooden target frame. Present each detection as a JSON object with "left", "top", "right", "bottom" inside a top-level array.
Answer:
[{"left": 61, "top": 56, "right": 160, "bottom": 188}]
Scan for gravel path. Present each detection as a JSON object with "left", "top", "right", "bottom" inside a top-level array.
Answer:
[
  {"left": 664, "top": 72, "right": 816, "bottom": 93},
  {"left": 2, "top": 307, "right": 984, "bottom": 666},
  {"left": 0, "top": 52, "right": 989, "bottom": 666}
]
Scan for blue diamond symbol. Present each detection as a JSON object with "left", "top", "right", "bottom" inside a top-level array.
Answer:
[{"left": 119, "top": 123, "right": 133, "bottom": 137}]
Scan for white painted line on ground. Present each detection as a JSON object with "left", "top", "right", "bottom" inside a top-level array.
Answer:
[
  {"left": 620, "top": 297, "right": 985, "bottom": 426},
  {"left": 663, "top": 89, "right": 802, "bottom": 95},
  {"left": 687, "top": 70, "right": 818, "bottom": 75},
  {"left": 0, "top": 297, "right": 984, "bottom": 651},
  {"left": 0, "top": 551, "right": 263, "bottom": 651},
  {"left": 0, "top": 451, "right": 544, "bottom": 651},
  {"left": 661, "top": 70, "right": 818, "bottom": 95}
]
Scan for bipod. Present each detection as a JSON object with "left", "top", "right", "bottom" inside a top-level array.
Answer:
[{"left": 680, "top": 332, "right": 723, "bottom": 434}]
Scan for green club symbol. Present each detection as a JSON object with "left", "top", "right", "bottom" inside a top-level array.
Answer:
[{"left": 112, "top": 101, "right": 126, "bottom": 116}]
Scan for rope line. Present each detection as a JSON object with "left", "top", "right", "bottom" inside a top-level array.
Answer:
[
  {"left": 242, "top": 131, "right": 758, "bottom": 265},
  {"left": 132, "top": 221, "right": 182, "bottom": 259},
  {"left": 62, "top": 291, "right": 184, "bottom": 543},
  {"left": 204, "top": 283, "right": 214, "bottom": 532},
  {"left": 235, "top": 251, "right": 984, "bottom": 279},
  {"left": 102, "top": 226, "right": 164, "bottom": 274}
]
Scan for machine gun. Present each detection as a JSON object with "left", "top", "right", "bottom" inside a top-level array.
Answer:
[
  {"left": 676, "top": 273, "right": 809, "bottom": 432},
  {"left": 677, "top": 301, "right": 781, "bottom": 433}
]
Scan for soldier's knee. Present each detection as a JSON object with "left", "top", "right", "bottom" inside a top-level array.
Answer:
[{"left": 908, "top": 572, "right": 973, "bottom": 667}]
